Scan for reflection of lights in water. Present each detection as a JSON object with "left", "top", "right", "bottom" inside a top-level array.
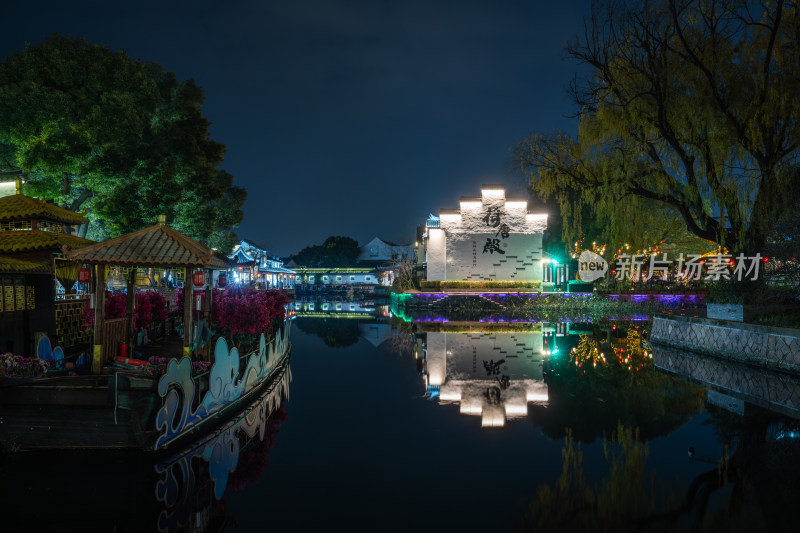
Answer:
[
  {"left": 505, "top": 404, "right": 528, "bottom": 416},
  {"left": 440, "top": 392, "right": 462, "bottom": 401},
  {"left": 526, "top": 392, "right": 549, "bottom": 402},
  {"left": 481, "top": 406, "right": 505, "bottom": 427},
  {"left": 460, "top": 404, "right": 482, "bottom": 415}
]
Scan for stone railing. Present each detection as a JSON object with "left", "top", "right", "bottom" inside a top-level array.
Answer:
[{"left": 650, "top": 314, "right": 800, "bottom": 374}]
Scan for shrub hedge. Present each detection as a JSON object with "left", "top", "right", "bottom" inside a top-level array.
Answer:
[{"left": 419, "top": 280, "right": 541, "bottom": 290}]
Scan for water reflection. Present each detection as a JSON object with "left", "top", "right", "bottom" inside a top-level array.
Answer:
[
  {"left": 155, "top": 361, "right": 291, "bottom": 532},
  {"left": 417, "top": 327, "right": 549, "bottom": 427},
  {"left": 293, "top": 299, "right": 390, "bottom": 319},
  {"left": 654, "top": 344, "right": 800, "bottom": 420},
  {"left": 413, "top": 322, "right": 707, "bottom": 438},
  {"left": 0, "top": 362, "right": 292, "bottom": 533},
  {"left": 292, "top": 299, "right": 393, "bottom": 348}
]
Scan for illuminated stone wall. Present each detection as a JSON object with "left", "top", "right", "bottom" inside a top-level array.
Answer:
[{"left": 426, "top": 185, "right": 547, "bottom": 282}]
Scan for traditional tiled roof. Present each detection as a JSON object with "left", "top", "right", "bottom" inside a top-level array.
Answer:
[
  {"left": 0, "top": 255, "right": 50, "bottom": 273},
  {"left": 231, "top": 250, "right": 256, "bottom": 264},
  {"left": 0, "top": 230, "right": 94, "bottom": 253},
  {"left": 64, "top": 223, "right": 233, "bottom": 269},
  {"left": 0, "top": 194, "right": 88, "bottom": 225}
]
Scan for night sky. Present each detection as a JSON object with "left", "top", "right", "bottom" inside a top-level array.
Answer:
[{"left": 1, "top": 0, "right": 590, "bottom": 256}]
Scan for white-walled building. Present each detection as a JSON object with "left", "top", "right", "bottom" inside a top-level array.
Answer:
[
  {"left": 357, "top": 237, "right": 413, "bottom": 264},
  {"left": 425, "top": 184, "right": 547, "bottom": 282}
]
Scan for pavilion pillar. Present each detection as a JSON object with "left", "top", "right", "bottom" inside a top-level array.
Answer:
[
  {"left": 183, "top": 266, "right": 193, "bottom": 356},
  {"left": 126, "top": 268, "right": 137, "bottom": 358},
  {"left": 92, "top": 264, "right": 105, "bottom": 374},
  {"left": 203, "top": 268, "right": 212, "bottom": 361}
]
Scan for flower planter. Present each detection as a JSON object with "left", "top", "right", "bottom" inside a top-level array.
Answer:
[{"left": 707, "top": 303, "right": 752, "bottom": 322}]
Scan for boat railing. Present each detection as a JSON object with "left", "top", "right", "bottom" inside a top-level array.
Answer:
[
  {"left": 181, "top": 327, "right": 288, "bottom": 411},
  {"left": 103, "top": 317, "right": 129, "bottom": 362}
]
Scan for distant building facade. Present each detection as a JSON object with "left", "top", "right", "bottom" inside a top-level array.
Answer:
[
  {"left": 229, "top": 239, "right": 296, "bottom": 289},
  {"left": 357, "top": 237, "right": 413, "bottom": 264},
  {"left": 424, "top": 184, "right": 547, "bottom": 282},
  {"left": 293, "top": 267, "right": 386, "bottom": 286}
]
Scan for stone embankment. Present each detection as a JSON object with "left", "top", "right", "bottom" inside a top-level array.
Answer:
[{"left": 651, "top": 314, "right": 800, "bottom": 374}]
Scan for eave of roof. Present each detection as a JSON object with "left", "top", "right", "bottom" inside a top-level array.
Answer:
[
  {"left": 0, "top": 194, "right": 88, "bottom": 225},
  {"left": 0, "top": 230, "right": 94, "bottom": 253},
  {"left": 64, "top": 224, "right": 233, "bottom": 269},
  {"left": 0, "top": 255, "right": 51, "bottom": 273}
]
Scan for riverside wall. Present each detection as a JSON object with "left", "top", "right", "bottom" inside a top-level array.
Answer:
[{"left": 650, "top": 314, "right": 800, "bottom": 374}]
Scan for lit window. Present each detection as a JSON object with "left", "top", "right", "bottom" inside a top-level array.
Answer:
[
  {"left": 335, "top": 276, "right": 342, "bottom": 281},
  {"left": 323, "top": 276, "right": 329, "bottom": 281}
]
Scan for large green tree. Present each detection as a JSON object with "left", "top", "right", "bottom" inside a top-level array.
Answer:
[
  {"left": 517, "top": 0, "right": 800, "bottom": 254},
  {"left": 0, "top": 35, "right": 245, "bottom": 251},
  {"left": 291, "top": 236, "right": 361, "bottom": 267}
]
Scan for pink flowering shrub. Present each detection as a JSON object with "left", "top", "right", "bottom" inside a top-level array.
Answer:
[
  {"left": 212, "top": 287, "right": 288, "bottom": 347},
  {"left": 171, "top": 286, "right": 185, "bottom": 317},
  {"left": 134, "top": 290, "right": 168, "bottom": 331},
  {"left": 0, "top": 353, "right": 53, "bottom": 378},
  {"left": 142, "top": 356, "right": 211, "bottom": 378},
  {"left": 81, "top": 292, "right": 128, "bottom": 331},
  {"left": 82, "top": 290, "right": 168, "bottom": 332}
]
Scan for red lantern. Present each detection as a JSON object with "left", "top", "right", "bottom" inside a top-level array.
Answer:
[
  {"left": 192, "top": 270, "right": 205, "bottom": 287},
  {"left": 78, "top": 267, "right": 91, "bottom": 284},
  {"left": 218, "top": 273, "right": 227, "bottom": 287}
]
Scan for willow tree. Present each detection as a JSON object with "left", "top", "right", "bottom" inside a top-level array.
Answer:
[
  {"left": 0, "top": 35, "right": 245, "bottom": 251},
  {"left": 517, "top": 0, "right": 800, "bottom": 254}
]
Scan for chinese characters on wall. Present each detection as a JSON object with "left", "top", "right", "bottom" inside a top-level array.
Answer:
[
  {"left": 482, "top": 206, "right": 510, "bottom": 255},
  {"left": 483, "top": 358, "right": 510, "bottom": 404}
]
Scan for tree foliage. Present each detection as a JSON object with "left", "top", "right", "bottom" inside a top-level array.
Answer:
[
  {"left": 517, "top": 0, "right": 800, "bottom": 254},
  {"left": 0, "top": 35, "right": 245, "bottom": 251},
  {"left": 290, "top": 236, "right": 361, "bottom": 267},
  {"left": 293, "top": 317, "right": 361, "bottom": 348}
]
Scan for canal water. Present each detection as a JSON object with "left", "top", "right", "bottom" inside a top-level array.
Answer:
[{"left": 3, "top": 302, "right": 800, "bottom": 531}]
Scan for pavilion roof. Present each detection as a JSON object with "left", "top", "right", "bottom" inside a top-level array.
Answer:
[
  {"left": 0, "top": 194, "right": 88, "bottom": 225},
  {"left": 0, "top": 255, "right": 51, "bottom": 274},
  {"left": 63, "top": 223, "right": 233, "bottom": 269},
  {"left": 0, "top": 230, "right": 95, "bottom": 253}
]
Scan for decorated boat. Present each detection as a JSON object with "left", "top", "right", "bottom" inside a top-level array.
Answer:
[
  {"left": 0, "top": 359, "right": 292, "bottom": 533},
  {"left": 0, "top": 325, "right": 291, "bottom": 453},
  {"left": 0, "top": 217, "right": 292, "bottom": 453}
]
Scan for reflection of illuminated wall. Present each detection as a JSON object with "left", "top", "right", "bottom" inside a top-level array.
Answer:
[{"left": 424, "top": 330, "right": 549, "bottom": 427}]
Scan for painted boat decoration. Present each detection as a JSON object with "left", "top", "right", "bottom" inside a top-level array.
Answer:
[
  {"left": 155, "top": 360, "right": 291, "bottom": 532},
  {"left": 154, "top": 324, "right": 291, "bottom": 450}
]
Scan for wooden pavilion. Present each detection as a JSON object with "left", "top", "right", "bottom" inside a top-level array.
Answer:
[
  {"left": 64, "top": 217, "right": 232, "bottom": 373},
  {"left": 0, "top": 186, "right": 95, "bottom": 355}
]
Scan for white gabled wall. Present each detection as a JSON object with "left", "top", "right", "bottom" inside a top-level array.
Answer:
[
  {"left": 426, "top": 186, "right": 547, "bottom": 282},
  {"left": 426, "top": 228, "right": 447, "bottom": 281}
]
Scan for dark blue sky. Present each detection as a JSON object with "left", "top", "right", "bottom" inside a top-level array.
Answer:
[{"left": 1, "top": 0, "right": 590, "bottom": 255}]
